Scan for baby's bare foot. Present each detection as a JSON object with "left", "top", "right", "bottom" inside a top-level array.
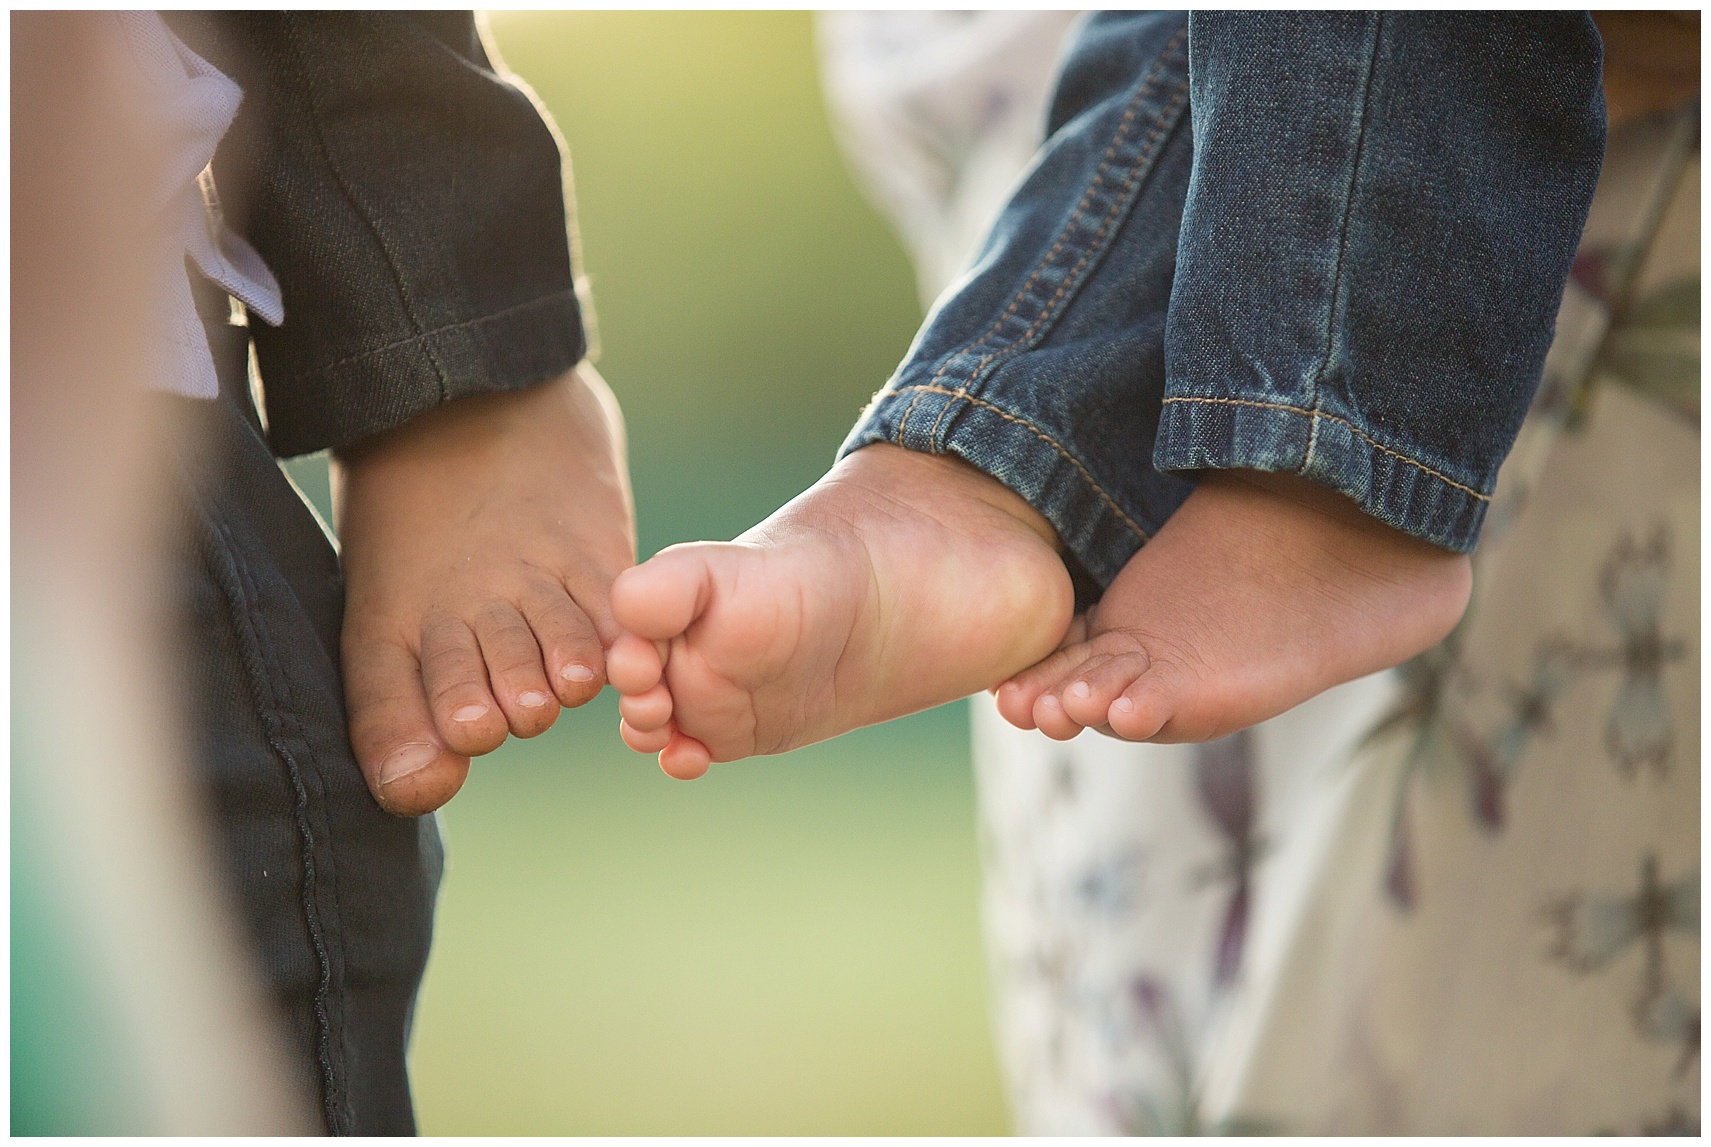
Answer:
[
  {"left": 338, "top": 363, "right": 635, "bottom": 815},
  {"left": 606, "top": 444, "right": 1074, "bottom": 778},
  {"left": 997, "top": 470, "right": 1471, "bottom": 743}
]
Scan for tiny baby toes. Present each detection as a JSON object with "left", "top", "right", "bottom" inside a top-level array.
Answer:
[
  {"left": 1031, "top": 691, "right": 1086, "bottom": 740},
  {"left": 619, "top": 716, "right": 674, "bottom": 755},
  {"left": 606, "top": 443, "right": 1074, "bottom": 770},
  {"left": 605, "top": 632, "right": 667, "bottom": 696},
  {"left": 1057, "top": 648, "right": 1151, "bottom": 726},
  {"left": 617, "top": 681, "right": 674, "bottom": 733},
  {"left": 994, "top": 640, "right": 1091, "bottom": 732},
  {"left": 658, "top": 731, "right": 712, "bottom": 781}
]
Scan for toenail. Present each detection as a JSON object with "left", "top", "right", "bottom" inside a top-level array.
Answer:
[
  {"left": 451, "top": 703, "right": 489, "bottom": 723},
  {"left": 561, "top": 663, "right": 596, "bottom": 683},
  {"left": 1039, "top": 695, "right": 1062, "bottom": 712},
  {"left": 379, "top": 742, "right": 438, "bottom": 785},
  {"left": 1112, "top": 697, "right": 1135, "bottom": 715},
  {"left": 1070, "top": 681, "right": 1091, "bottom": 699},
  {"left": 518, "top": 691, "right": 552, "bottom": 708}
]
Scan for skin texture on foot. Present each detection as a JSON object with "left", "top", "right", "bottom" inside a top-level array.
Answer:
[
  {"left": 606, "top": 444, "right": 1075, "bottom": 779},
  {"left": 996, "top": 469, "right": 1473, "bottom": 743},
  {"left": 336, "top": 362, "right": 635, "bottom": 816}
]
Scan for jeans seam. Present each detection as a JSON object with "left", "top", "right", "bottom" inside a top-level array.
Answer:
[
  {"left": 1304, "top": 13, "right": 1382, "bottom": 427},
  {"left": 196, "top": 503, "right": 347, "bottom": 1133},
  {"left": 894, "top": 383, "right": 1152, "bottom": 540},
  {"left": 280, "top": 14, "right": 453, "bottom": 404},
  {"left": 898, "top": 21, "right": 1190, "bottom": 445},
  {"left": 1161, "top": 395, "right": 1493, "bottom": 502}
]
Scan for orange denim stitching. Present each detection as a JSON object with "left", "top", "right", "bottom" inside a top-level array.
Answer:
[
  {"left": 1160, "top": 395, "right": 1493, "bottom": 502},
  {"left": 898, "top": 22, "right": 1189, "bottom": 443},
  {"left": 895, "top": 384, "right": 931, "bottom": 445},
  {"left": 896, "top": 384, "right": 1152, "bottom": 541}
]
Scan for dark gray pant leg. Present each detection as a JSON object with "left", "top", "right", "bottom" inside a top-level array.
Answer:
[{"left": 163, "top": 318, "right": 442, "bottom": 1135}]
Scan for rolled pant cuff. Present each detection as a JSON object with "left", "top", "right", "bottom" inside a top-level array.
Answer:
[
  {"left": 1154, "top": 395, "right": 1490, "bottom": 553},
  {"left": 841, "top": 383, "right": 1167, "bottom": 588}
]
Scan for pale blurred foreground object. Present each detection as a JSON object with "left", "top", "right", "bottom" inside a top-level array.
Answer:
[
  {"left": 12, "top": 13, "right": 310, "bottom": 1133},
  {"left": 817, "top": 10, "right": 1082, "bottom": 308}
]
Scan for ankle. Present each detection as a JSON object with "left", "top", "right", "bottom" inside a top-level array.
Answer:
[
  {"left": 1201, "top": 468, "right": 1464, "bottom": 562},
  {"left": 840, "top": 443, "right": 1065, "bottom": 554}
]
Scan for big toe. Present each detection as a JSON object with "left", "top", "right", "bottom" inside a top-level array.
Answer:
[
  {"left": 611, "top": 546, "right": 715, "bottom": 641},
  {"left": 345, "top": 636, "right": 474, "bottom": 816},
  {"left": 370, "top": 744, "right": 472, "bottom": 817}
]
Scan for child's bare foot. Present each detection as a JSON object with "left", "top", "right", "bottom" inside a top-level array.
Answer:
[
  {"left": 337, "top": 363, "right": 635, "bottom": 816},
  {"left": 996, "top": 469, "right": 1472, "bottom": 743},
  {"left": 605, "top": 444, "right": 1074, "bottom": 778}
]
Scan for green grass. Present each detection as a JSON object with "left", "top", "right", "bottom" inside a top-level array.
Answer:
[{"left": 397, "top": 12, "right": 1011, "bottom": 1134}]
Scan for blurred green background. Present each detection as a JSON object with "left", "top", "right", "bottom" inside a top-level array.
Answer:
[{"left": 285, "top": 11, "right": 1011, "bottom": 1135}]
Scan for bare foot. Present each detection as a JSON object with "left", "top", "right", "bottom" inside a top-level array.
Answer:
[
  {"left": 996, "top": 470, "right": 1472, "bottom": 743},
  {"left": 337, "top": 362, "right": 635, "bottom": 815},
  {"left": 605, "top": 444, "right": 1074, "bottom": 779}
]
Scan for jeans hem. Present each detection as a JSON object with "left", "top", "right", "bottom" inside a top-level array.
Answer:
[
  {"left": 842, "top": 383, "right": 1157, "bottom": 587},
  {"left": 1154, "top": 395, "right": 1488, "bottom": 552}
]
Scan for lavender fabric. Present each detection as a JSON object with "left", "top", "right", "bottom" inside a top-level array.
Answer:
[{"left": 117, "top": 11, "right": 282, "bottom": 400}]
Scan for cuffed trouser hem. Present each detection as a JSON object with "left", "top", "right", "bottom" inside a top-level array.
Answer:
[
  {"left": 843, "top": 382, "right": 1175, "bottom": 589},
  {"left": 264, "top": 289, "right": 586, "bottom": 459},
  {"left": 1154, "top": 394, "right": 1490, "bottom": 553},
  {"left": 838, "top": 13, "right": 1198, "bottom": 591}
]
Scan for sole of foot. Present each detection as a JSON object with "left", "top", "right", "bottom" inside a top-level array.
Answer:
[
  {"left": 607, "top": 443, "right": 1075, "bottom": 778},
  {"left": 996, "top": 469, "right": 1472, "bottom": 743}
]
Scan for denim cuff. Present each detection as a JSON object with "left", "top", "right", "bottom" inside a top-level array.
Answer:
[
  {"left": 1158, "top": 14, "right": 1603, "bottom": 556},
  {"left": 845, "top": 12, "right": 1598, "bottom": 572},
  {"left": 840, "top": 13, "right": 1198, "bottom": 589},
  {"left": 844, "top": 382, "right": 1171, "bottom": 589},
  {"left": 1154, "top": 395, "right": 1489, "bottom": 552}
]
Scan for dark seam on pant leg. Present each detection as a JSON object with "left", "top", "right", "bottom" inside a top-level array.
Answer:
[
  {"left": 926, "top": 69, "right": 1190, "bottom": 445},
  {"left": 254, "top": 570, "right": 360, "bottom": 1131},
  {"left": 278, "top": 14, "right": 452, "bottom": 405},
  {"left": 195, "top": 501, "right": 347, "bottom": 1134},
  {"left": 278, "top": 288, "right": 576, "bottom": 386}
]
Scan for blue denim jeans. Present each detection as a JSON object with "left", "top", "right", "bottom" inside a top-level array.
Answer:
[{"left": 842, "top": 12, "right": 1605, "bottom": 589}]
